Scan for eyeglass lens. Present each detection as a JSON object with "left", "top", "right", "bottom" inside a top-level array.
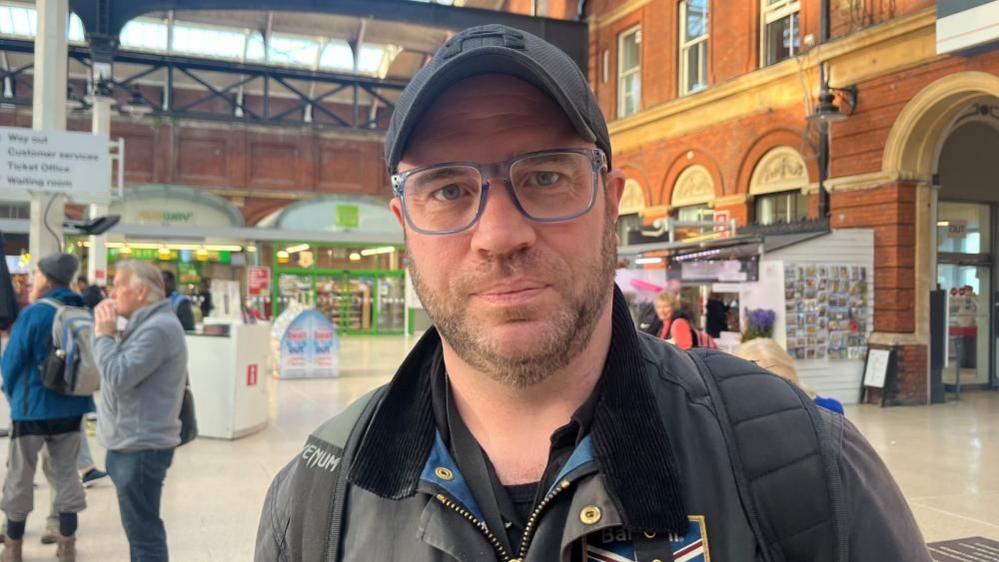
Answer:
[{"left": 402, "top": 151, "right": 595, "bottom": 233}]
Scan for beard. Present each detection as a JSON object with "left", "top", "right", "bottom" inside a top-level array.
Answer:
[{"left": 409, "top": 205, "right": 618, "bottom": 388}]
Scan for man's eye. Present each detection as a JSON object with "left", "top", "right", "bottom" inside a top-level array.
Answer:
[
  {"left": 534, "top": 172, "right": 561, "bottom": 186},
  {"left": 432, "top": 184, "right": 466, "bottom": 202}
]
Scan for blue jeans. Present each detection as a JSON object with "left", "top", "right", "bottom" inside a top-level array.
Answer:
[{"left": 106, "top": 449, "right": 174, "bottom": 562}]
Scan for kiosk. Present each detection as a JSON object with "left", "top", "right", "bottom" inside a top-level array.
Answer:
[{"left": 186, "top": 322, "right": 271, "bottom": 439}]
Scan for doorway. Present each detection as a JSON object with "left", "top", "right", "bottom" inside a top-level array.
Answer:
[{"left": 936, "top": 103, "right": 999, "bottom": 389}]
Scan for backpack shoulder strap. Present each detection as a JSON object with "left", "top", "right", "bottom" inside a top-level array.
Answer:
[
  {"left": 36, "top": 298, "right": 67, "bottom": 346},
  {"left": 323, "top": 384, "right": 386, "bottom": 561},
  {"left": 278, "top": 385, "right": 386, "bottom": 562},
  {"left": 36, "top": 298, "right": 64, "bottom": 312},
  {"left": 686, "top": 349, "right": 846, "bottom": 562}
]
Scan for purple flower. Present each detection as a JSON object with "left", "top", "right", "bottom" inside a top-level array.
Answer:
[{"left": 744, "top": 308, "right": 776, "bottom": 340}]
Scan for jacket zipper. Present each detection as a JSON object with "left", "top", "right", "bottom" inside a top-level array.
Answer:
[
  {"left": 435, "top": 478, "right": 572, "bottom": 562},
  {"left": 434, "top": 494, "right": 513, "bottom": 560}
]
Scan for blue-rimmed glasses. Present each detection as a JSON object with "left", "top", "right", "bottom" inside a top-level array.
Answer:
[{"left": 391, "top": 148, "right": 608, "bottom": 235}]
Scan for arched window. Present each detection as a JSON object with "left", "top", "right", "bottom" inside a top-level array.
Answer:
[
  {"left": 670, "top": 164, "right": 715, "bottom": 222},
  {"left": 618, "top": 178, "right": 647, "bottom": 245},
  {"left": 749, "top": 146, "right": 810, "bottom": 225}
]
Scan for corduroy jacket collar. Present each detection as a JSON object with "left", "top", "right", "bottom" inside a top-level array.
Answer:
[{"left": 348, "top": 286, "right": 689, "bottom": 535}]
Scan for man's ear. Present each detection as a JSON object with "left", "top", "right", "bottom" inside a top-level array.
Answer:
[
  {"left": 604, "top": 169, "right": 626, "bottom": 218},
  {"left": 390, "top": 198, "right": 406, "bottom": 229}
]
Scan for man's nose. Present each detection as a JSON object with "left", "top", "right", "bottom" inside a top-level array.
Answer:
[{"left": 469, "top": 179, "right": 536, "bottom": 258}]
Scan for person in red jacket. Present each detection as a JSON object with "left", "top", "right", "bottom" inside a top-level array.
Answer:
[{"left": 654, "top": 291, "right": 696, "bottom": 350}]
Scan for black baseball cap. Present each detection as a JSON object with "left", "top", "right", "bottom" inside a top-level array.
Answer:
[{"left": 384, "top": 24, "right": 612, "bottom": 173}]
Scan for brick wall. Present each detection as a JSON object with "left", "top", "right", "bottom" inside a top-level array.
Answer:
[
  {"left": 832, "top": 49, "right": 999, "bottom": 178},
  {"left": 0, "top": 109, "right": 390, "bottom": 225},
  {"left": 829, "top": 183, "right": 916, "bottom": 333},
  {"left": 613, "top": 106, "right": 817, "bottom": 206},
  {"left": 865, "top": 344, "right": 927, "bottom": 405},
  {"left": 829, "top": 0, "right": 934, "bottom": 40}
]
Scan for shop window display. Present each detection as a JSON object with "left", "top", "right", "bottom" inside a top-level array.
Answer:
[
  {"left": 271, "top": 243, "right": 406, "bottom": 335},
  {"left": 377, "top": 277, "right": 406, "bottom": 332}
]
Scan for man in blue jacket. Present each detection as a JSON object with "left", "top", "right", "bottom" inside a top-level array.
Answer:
[{"left": 1, "top": 253, "right": 94, "bottom": 562}]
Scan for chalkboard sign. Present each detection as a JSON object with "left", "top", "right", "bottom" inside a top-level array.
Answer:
[
  {"left": 863, "top": 349, "right": 892, "bottom": 388},
  {"left": 861, "top": 347, "right": 896, "bottom": 406}
]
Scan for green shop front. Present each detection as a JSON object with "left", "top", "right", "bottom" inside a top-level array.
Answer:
[
  {"left": 68, "top": 188, "right": 406, "bottom": 335},
  {"left": 258, "top": 196, "right": 406, "bottom": 335},
  {"left": 70, "top": 185, "right": 249, "bottom": 310}
]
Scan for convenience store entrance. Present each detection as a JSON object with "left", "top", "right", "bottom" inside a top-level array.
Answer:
[{"left": 276, "top": 269, "right": 405, "bottom": 335}]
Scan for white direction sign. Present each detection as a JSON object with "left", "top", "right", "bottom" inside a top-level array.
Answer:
[{"left": 0, "top": 126, "right": 111, "bottom": 199}]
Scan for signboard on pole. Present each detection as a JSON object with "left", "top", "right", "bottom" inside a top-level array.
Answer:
[
  {"left": 0, "top": 127, "right": 110, "bottom": 200},
  {"left": 248, "top": 266, "right": 271, "bottom": 297}
]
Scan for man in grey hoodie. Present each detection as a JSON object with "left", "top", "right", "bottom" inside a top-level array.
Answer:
[{"left": 93, "top": 260, "right": 187, "bottom": 562}]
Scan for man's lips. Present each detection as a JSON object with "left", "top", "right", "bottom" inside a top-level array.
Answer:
[{"left": 473, "top": 281, "right": 549, "bottom": 304}]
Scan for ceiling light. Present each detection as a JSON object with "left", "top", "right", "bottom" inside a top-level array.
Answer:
[
  {"left": 936, "top": 221, "right": 950, "bottom": 227},
  {"left": 119, "top": 88, "right": 153, "bottom": 118},
  {"left": 635, "top": 257, "right": 664, "bottom": 265},
  {"left": 349, "top": 252, "right": 362, "bottom": 261},
  {"left": 359, "top": 246, "right": 396, "bottom": 256},
  {"left": 106, "top": 242, "right": 242, "bottom": 252},
  {"left": 285, "top": 243, "right": 310, "bottom": 254}
]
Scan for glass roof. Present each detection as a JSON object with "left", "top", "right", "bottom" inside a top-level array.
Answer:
[{"left": 0, "top": 2, "right": 400, "bottom": 77}]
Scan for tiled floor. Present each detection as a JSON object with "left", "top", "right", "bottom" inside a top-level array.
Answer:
[{"left": 1, "top": 335, "right": 996, "bottom": 561}]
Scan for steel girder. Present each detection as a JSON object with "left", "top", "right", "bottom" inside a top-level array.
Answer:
[
  {"left": 69, "top": 0, "right": 587, "bottom": 70},
  {"left": 0, "top": 37, "right": 405, "bottom": 130}
]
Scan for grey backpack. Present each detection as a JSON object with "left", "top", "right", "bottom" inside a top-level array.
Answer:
[{"left": 39, "top": 299, "right": 101, "bottom": 396}]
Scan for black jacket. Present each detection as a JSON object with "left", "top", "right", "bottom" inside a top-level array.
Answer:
[{"left": 256, "top": 289, "right": 930, "bottom": 562}]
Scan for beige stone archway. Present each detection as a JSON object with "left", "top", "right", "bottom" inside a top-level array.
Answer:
[
  {"left": 874, "top": 71, "right": 999, "bottom": 362},
  {"left": 883, "top": 71, "right": 999, "bottom": 181}
]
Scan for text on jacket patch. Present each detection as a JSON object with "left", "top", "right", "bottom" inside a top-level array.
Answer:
[{"left": 302, "top": 444, "right": 342, "bottom": 472}]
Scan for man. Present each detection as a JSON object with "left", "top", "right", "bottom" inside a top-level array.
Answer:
[
  {"left": 74, "top": 276, "right": 88, "bottom": 296},
  {"left": 161, "top": 270, "right": 195, "bottom": 331},
  {"left": 93, "top": 260, "right": 187, "bottom": 562},
  {"left": 1, "top": 253, "right": 94, "bottom": 562},
  {"left": 256, "top": 25, "right": 930, "bottom": 561}
]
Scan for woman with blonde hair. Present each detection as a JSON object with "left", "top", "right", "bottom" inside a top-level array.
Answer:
[
  {"left": 735, "top": 338, "right": 844, "bottom": 414},
  {"left": 653, "top": 291, "right": 696, "bottom": 350}
]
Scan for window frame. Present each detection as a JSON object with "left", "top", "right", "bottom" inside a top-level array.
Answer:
[
  {"left": 679, "top": 0, "right": 709, "bottom": 96},
  {"left": 753, "top": 189, "right": 809, "bottom": 225},
  {"left": 760, "top": 0, "right": 801, "bottom": 67},
  {"left": 617, "top": 25, "right": 642, "bottom": 119}
]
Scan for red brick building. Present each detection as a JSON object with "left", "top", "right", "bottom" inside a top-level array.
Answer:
[{"left": 587, "top": 0, "right": 999, "bottom": 403}]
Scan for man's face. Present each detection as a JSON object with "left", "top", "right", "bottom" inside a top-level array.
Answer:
[
  {"left": 29, "top": 267, "right": 51, "bottom": 303},
  {"left": 392, "top": 75, "right": 624, "bottom": 387},
  {"left": 110, "top": 272, "right": 148, "bottom": 319}
]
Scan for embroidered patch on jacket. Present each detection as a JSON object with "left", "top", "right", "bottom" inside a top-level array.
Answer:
[
  {"left": 672, "top": 515, "right": 709, "bottom": 562},
  {"left": 583, "top": 515, "right": 710, "bottom": 562}
]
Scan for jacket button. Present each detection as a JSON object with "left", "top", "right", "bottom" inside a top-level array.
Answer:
[
  {"left": 579, "top": 505, "right": 602, "bottom": 525},
  {"left": 434, "top": 467, "right": 454, "bottom": 481}
]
